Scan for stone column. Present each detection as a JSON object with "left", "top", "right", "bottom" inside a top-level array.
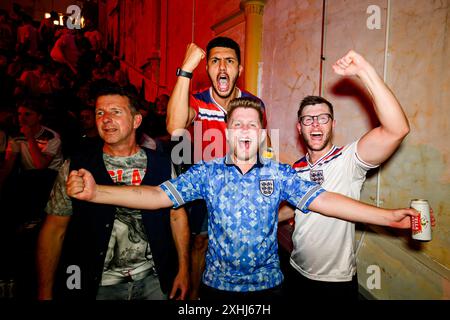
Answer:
[{"left": 240, "top": 0, "right": 266, "bottom": 96}]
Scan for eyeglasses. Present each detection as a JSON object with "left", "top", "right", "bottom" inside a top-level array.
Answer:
[{"left": 299, "top": 113, "right": 333, "bottom": 126}]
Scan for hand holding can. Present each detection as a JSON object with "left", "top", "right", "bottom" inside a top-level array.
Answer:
[{"left": 410, "top": 199, "right": 432, "bottom": 241}]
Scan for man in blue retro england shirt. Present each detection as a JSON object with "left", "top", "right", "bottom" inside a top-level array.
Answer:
[{"left": 66, "top": 97, "right": 418, "bottom": 301}]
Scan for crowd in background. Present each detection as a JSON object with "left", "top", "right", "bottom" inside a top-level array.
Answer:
[{"left": 0, "top": 5, "right": 170, "bottom": 298}]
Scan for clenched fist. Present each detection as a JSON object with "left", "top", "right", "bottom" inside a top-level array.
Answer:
[
  {"left": 180, "top": 43, "right": 206, "bottom": 73},
  {"left": 66, "top": 169, "right": 97, "bottom": 201},
  {"left": 332, "top": 50, "right": 373, "bottom": 77}
]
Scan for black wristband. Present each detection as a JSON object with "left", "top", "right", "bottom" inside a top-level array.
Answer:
[{"left": 176, "top": 68, "right": 193, "bottom": 79}]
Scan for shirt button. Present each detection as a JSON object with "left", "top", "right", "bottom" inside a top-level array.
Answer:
[
  {"left": 99, "top": 252, "right": 104, "bottom": 256},
  {"left": 105, "top": 224, "right": 110, "bottom": 228}
]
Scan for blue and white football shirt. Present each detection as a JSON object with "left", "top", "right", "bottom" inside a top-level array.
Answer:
[{"left": 161, "top": 156, "right": 325, "bottom": 292}]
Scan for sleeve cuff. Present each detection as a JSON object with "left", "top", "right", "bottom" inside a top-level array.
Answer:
[
  {"left": 160, "top": 181, "right": 184, "bottom": 208},
  {"left": 354, "top": 139, "right": 380, "bottom": 170},
  {"left": 296, "top": 185, "right": 326, "bottom": 213}
]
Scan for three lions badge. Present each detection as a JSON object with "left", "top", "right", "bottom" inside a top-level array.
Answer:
[
  {"left": 310, "top": 170, "right": 324, "bottom": 185},
  {"left": 260, "top": 179, "right": 274, "bottom": 196}
]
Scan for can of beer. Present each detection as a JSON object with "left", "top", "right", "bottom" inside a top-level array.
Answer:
[{"left": 410, "top": 199, "right": 432, "bottom": 241}]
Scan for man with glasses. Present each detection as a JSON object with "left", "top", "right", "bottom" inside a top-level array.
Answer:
[{"left": 279, "top": 50, "right": 410, "bottom": 300}]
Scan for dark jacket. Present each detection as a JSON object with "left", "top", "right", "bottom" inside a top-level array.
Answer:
[{"left": 55, "top": 147, "right": 177, "bottom": 299}]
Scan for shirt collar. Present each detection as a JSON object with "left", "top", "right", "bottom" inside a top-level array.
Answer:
[
  {"left": 209, "top": 87, "right": 242, "bottom": 114},
  {"left": 306, "top": 145, "right": 336, "bottom": 167},
  {"left": 224, "top": 153, "right": 265, "bottom": 174}
]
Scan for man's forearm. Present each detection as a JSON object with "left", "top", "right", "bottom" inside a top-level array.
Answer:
[
  {"left": 355, "top": 63, "right": 410, "bottom": 165},
  {"left": 278, "top": 203, "right": 295, "bottom": 222},
  {"left": 36, "top": 220, "right": 67, "bottom": 300},
  {"left": 309, "top": 191, "right": 399, "bottom": 227},
  {"left": 166, "top": 77, "right": 192, "bottom": 134},
  {"left": 93, "top": 185, "right": 173, "bottom": 210},
  {"left": 358, "top": 65, "right": 409, "bottom": 137},
  {"left": 170, "top": 208, "right": 190, "bottom": 274}
]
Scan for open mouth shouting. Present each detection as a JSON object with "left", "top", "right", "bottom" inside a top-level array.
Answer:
[
  {"left": 305, "top": 129, "right": 332, "bottom": 152},
  {"left": 310, "top": 131, "right": 323, "bottom": 141},
  {"left": 217, "top": 73, "right": 230, "bottom": 93},
  {"left": 238, "top": 136, "right": 253, "bottom": 150}
]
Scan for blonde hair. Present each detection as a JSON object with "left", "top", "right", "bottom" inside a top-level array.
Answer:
[{"left": 226, "top": 97, "right": 264, "bottom": 127}]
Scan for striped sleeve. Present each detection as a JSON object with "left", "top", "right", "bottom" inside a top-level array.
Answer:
[
  {"left": 281, "top": 164, "right": 326, "bottom": 213},
  {"left": 159, "top": 162, "right": 206, "bottom": 208}
]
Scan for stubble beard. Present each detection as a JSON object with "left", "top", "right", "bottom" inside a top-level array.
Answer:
[
  {"left": 209, "top": 73, "right": 239, "bottom": 101},
  {"left": 304, "top": 132, "right": 333, "bottom": 153}
]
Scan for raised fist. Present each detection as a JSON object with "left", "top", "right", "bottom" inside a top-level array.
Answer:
[{"left": 180, "top": 43, "right": 206, "bottom": 73}]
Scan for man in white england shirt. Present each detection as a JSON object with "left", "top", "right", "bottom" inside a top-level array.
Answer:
[{"left": 280, "top": 50, "right": 410, "bottom": 300}]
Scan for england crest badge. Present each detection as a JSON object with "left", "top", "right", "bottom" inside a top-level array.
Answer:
[
  {"left": 260, "top": 179, "right": 274, "bottom": 196},
  {"left": 310, "top": 169, "right": 324, "bottom": 185}
]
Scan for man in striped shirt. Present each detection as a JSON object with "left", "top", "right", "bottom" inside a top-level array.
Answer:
[{"left": 166, "top": 37, "right": 266, "bottom": 299}]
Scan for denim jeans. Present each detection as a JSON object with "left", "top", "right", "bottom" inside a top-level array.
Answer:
[{"left": 96, "top": 274, "right": 167, "bottom": 300}]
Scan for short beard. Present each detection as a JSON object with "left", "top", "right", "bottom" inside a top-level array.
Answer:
[{"left": 307, "top": 143, "right": 328, "bottom": 152}]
